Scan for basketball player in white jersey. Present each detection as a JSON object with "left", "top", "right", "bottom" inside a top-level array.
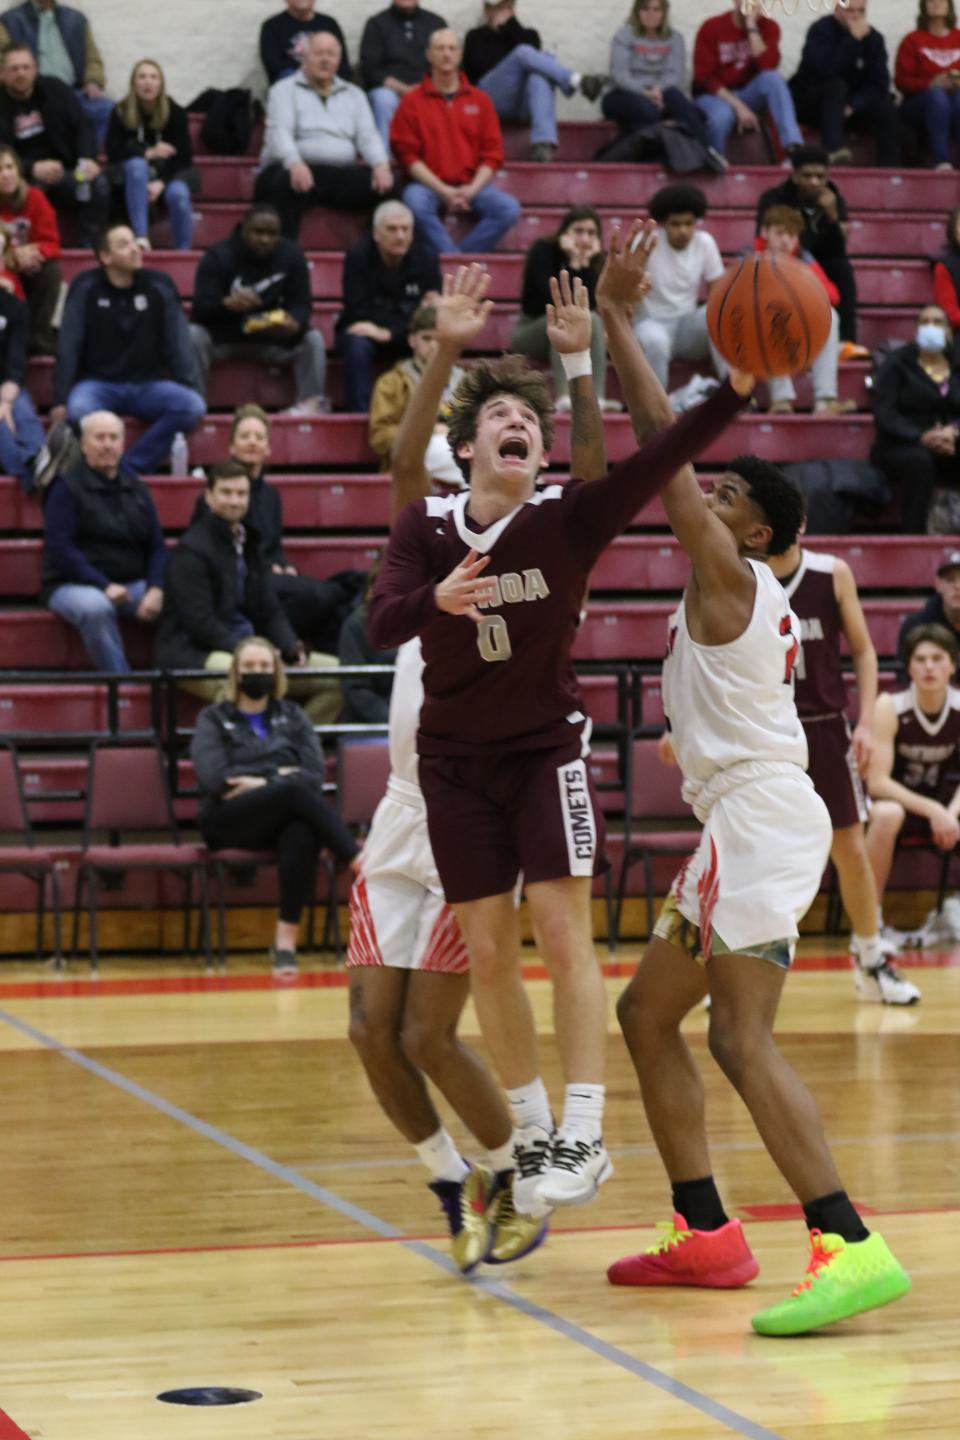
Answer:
[
  {"left": 347, "top": 266, "right": 608, "bottom": 1270},
  {"left": 599, "top": 221, "right": 910, "bottom": 1336}
]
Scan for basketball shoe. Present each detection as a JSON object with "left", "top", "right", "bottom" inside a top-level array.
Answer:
[
  {"left": 607, "top": 1213, "right": 759, "bottom": 1288},
  {"left": 851, "top": 952, "right": 921, "bottom": 1006},
  {"left": 485, "top": 1175, "right": 550, "bottom": 1265},
  {"left": 751, "top": 1229, "right": 911, "bottom": 1336},
  {"left": 537, "top": 1129, "right": 613, "bottom": 1207},
  {"left": 511, "top": 1124, "right": 555, "bottom": 1216},
  {"left": 429, "top": 1162, "right": 496, "bottom": 1274}
]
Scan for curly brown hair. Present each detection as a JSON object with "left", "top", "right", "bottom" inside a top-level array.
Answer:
[{"left": 445, "top": 355, "right": 555, "bottom": 483}]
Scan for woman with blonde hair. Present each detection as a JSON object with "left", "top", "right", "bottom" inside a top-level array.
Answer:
[
  {"left": 191, "top": 636, "right": 359, "bottom": 978},
  {"left": 105, "top": 58, "right": 197, "bottom": 250},
  {"left": 0, "top": 145, "right": 62, "bottom": 353}
]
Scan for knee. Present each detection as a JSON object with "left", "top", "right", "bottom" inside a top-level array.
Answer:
[
  {"left": 177, "top": 387, "right": 207, "bottom": 423},
  {"left": 513, "top": 44, "right": 538, "bottom": 68},
  {"left": 76, "top": 590, "right": 117, "bottom": 626},
  {"left": 707, "top": 1014, "right": 753, "bottom": 1086},
  {"left": 125, "top": 156, "right": 149, "bottom": 182},
  {"left": 165, "top": 179, "right": 191, "bottom": 206},
  {"left": 400, "top": 1013, "right": 454, "bottom": 1073},
  {"left": 867, "top": 801, "right": 905, "bottom": 839},
  {"left": 348, "top": 1004, "right": 398, "bottom": 1068}
]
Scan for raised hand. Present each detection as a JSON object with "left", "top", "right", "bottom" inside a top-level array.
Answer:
[
  {"left": 435, "top": 548, "right": 495, "bottom": 623},
  {"left": 546, "top": 270, "right": 592, "bottom": 354},
  {"left": 435, "top": 264, "right": 494, "bottom": 350},
  {"left": 596, "top": 219, "right": 657, "bottom": 311}
]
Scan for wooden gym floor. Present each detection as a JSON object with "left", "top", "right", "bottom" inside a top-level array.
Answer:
[{"left": 0, "top": 941, "right": 956, "bottom": 1440}]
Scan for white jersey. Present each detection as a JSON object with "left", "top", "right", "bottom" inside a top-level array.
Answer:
[
  {"left": 386, "top": 637, "right": 425, "bottom": 804},
  {"left": 663, "top": 557, "right": 808, "bottom": 820}
]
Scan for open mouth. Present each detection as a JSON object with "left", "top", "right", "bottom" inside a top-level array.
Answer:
[{"left": 499, "top": 437, "right": 529, "bottom": 460}]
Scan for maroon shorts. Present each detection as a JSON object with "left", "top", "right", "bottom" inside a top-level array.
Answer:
[
  {"left": 418, "top": 736, "right": 608, "bottom": 905},
  {"left": 803, "top": 713, "right": 868, "bottom": 830}
]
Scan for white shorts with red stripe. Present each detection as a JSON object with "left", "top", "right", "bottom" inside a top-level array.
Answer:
[{"left": 346, "top": 789, "right": 469, "bottom": 974}]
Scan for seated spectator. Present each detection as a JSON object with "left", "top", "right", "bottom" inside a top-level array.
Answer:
[
  {"left": 391, "top": 28, "right": 521, "bottom": 254},
  {"left": 336, "top": 199, "right": 441, "bottom": 412},
  {"left": 338, "top": 568, "right": 397, "bottom": 724},
  {"left": 870, "top": 304, "right": 960, "bottom": 534},
  {"left": 0, "top": 0, "right": 113, "bottom": 146},
  {"left": 189, "top": 204, "right": 326, "bottom": 416},
  {"left": 0, "top": 44, "right": 108, "bottom": 244},
  {"left": 866, "top": 624, "right": 960, "bottom": 933},
  {"left": 360, "top": 0, "right": 447, "bottom": 148},
  {"left": 632, "top": 182, "right": 727, "bottom": 391},
  {"left": 54, "top": 222, "right": 204, "bottom": 475},
  {"left": 933, "top": 206, "right": 960, "bottom": 325},
  {"left": 462, "top": 0, "right": 605, "bottom": 163},
  {"left": 898, "top": 549, "right": 960, "bottom": 658},
  {"left": 255, "top": 32, "right": 393, "bottom": 241},
  {"left": 0, "top": 142, "right": 60, "bottom": 352},
  {"left": 42, "top": 410, "right": 165, "bottom": 672},
  {"left": 754, "top": 205, "right": 853, "bottom": 417},
  {"left": 369, "top": 304, "right": 465, "bottom": 481},
  {"left": 260, "top": 0, "right": 351, "bottom": 86},
  {"left": 692, "top": 0, "right": 803, "bottom": 159},
  {"left": 105, "top": 59, "right": 196, "bottom": 253},
  {"left": 790, "top": 0, "right": 899, "bottom": 167},
  {"left": 756, "top": 145, "right": 863, "bottom": 355},
  {"left": 228, "top": 403, "right": 364, "bottom": 651},
  {"left": 895, "top": 0, "right": 960, "bottom": 171},
  {"left": 0, "top": 277, "right": 43, "bottom": 488},
  {"left": 604, "top": 0, "right": 722, "bottom": 167},
  {"left": 191, "top": 636, "right": 359, "bottom": 980},
  {"left": 510, "top": 206, "right": 615, "bottom": 411}
]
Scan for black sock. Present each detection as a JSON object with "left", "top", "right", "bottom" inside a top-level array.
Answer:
[
  {"left": 802, "top": 1190, "right": 869, "bottom": 1243},
  {"left": 671, "top": 1176, "right": 729, "bottom": 1231}
]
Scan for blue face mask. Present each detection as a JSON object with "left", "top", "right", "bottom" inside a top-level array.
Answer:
[{"left": 917, "top": 323, "right": 948, "bottom": 353}]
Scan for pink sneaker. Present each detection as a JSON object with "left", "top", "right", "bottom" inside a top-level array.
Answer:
[{"left": 607, "top": 1212, "right": 759, "bottom": 1288}]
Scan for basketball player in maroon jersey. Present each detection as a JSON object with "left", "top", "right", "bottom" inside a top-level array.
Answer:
[
  {"left": 766, "top": 522, "right": 921, "bottom": 1004},
  {"left": 368, "top": 273, "right": 752, "bottom": 1211},
  {"left": 865, "top": 624, "right": 960, "bottom": 921}
]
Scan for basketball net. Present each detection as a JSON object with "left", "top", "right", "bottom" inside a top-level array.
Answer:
[{"left": 740, "top": 0, "right": 848, "bottom": 14}]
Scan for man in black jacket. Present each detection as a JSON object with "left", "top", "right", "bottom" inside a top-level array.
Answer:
[
  {"left": 898, "top": 551, "right": 960, "bottom": 664},
  {"left": 360, "top": 0, "right": 447, "bottom": 147},
  {"left": 259, "top": 0, "right": 350, "bottom": 86},
  {"left": 54, "top": 222, "right": 205, "bottom": 474},
  {"left": 189, "top": 204, "right": 327, "bottom": 413},
  {"left": 0, "top": 43, "right": 108, "bottom": 240},
  {"left": 790, "top": 1, "right": 899, "bottom": 167},
  {"left": 336, "top": 199, "right": 441, "bottom": 411}
]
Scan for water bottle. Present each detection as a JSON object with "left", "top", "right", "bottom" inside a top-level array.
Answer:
[
  {"left": 74, "top": 163, "right": 91, "bottom": 203},
  {"left": 170, "top": 431, "right": 189, "bottom": 477}
]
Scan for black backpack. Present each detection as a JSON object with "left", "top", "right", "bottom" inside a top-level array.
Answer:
[{"left": 192, "top": 87, "right": 262, "bottom": 156}]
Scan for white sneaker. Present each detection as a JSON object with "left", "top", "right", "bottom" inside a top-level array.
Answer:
[
  {"left": 536, "top": 1131, "right": 613, "bottom": 1207},
  {"left": 850, "top": 931, "right": 898, "bottom": 965},
  {"left": 511, "top": 1125, "right": 555, "bottom": 1218},
  {"left": 854, "top": 959, "right": 921, "bottom": 1006}
]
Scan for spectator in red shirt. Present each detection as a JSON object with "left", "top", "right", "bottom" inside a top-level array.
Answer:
[
  {"left": 390, "top": 27, "right": 521, "bottom": 253},
  {"left": 932, "top": 205, "right": 960, "bottom": 325},
  {"left": 895, "top": 0, "right": 960, "bottom": 170},
  {"left": 0, "top": 142, "right": 60, "bottom": 352},
  {"left": 693, "top": 0, "right": 803, "bottom": 158}
]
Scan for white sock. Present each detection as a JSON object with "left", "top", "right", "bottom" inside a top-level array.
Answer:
[
  {"left": 854, "top": 933, "right": 882, "bottom": 971},
  {"left": 486, "top": 1134, "right": 517, "bottom": 1174},
  {"left": 415, "top": 1126, "right": 469, "bottom": 1184},
  {"left": 561, "top": 1083, "right": 605, "bottom": 1142},
  {"left": 570, "top": 71, "right": 582, "bottom": 90},
  {"left": 505, "top": 1077, "right": 553, "bottom": 1134}
]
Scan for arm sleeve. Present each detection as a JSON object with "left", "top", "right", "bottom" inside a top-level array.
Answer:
[
  {"left": 52, "top": 277, "right": 83, "bottom": 405},
  {"left": 798, "top": 19, "right": 850, "bottom": 81},
  {"left": 367, "top": 368, "right": 407, "bottom": 461},
  {"left": 339, "top": 245, "right": 372, "bottom": 326},
  {"left": 608, "top": 31, "right": 638, "bottom": 93},
  {"left": 259, "top": 17, "right": 284, "bottom": 85},
  {"left": 82, "top": 22, "right": 105, "bottom": 89},
  {"left": 285, "top": 250, "right": 312, "bottom": 331},
  {"left": 353, "top": 89, "right": 388, "bottom": 168},
  {"left": 287, "top": 704, "right": 326, "bottom": 781},
  {"left": 190, "top": 249, "right": 228, "bottom": 329},
  {"left": 145, "top": 498, "right": 167, "bottom": 588},
  {"left": 857, "top": 31, "right": 892, "bottom": 103},
  {"left": 871, "top": 357, "right": 926, "bottom": 444},
  {"left": 166, "top": 548, "right": 237, "bottom": 653},
  {"left": 27, "top": 189, "right": 60, "bottom": 259},
  {"left": 263, "top": 81, "right": 302, "bottom": 169},
  {"left": 104, "top": 108, "right": 131, "bottom": 165},
  {"left": 389, "top": 93, "right": 421, "bottom": 170},
  {"left": 663, "top": 32, "right": 687, "bottom": 91},
  {"left": 934, "top": 262, "right": 960, "bottom": 328},
  {"left": 753, "top": 17, "right": 781, "bottom": 73},
  {"left": 894, "top": 33, "right": 923, "bottom": 95},
  {"left": 692, "top": 20, "right": 721, "bottom": 95},
  {"left": 167, "top": 102, "right": 194, "bottom": 175},
  {"left": 43, "top": 479, "right": 110, "bottom": 590},
  {"left": 519, "top": 240, "right": 553, "bottom": 316},
  {"left": 161, "top": 281, "right": 200, "bottom": 389},
  {"left": 700, "top": 231, "right": 725, "bottom": 284},
  {"left": 66, "top": 83, "right": 97, "bottom": 160},
  {"left": 367, "top": 502, "right": 441, "bottom": 649},
  {"left": 360, "top": 18, "right": 387, "bottom": 89},
  {"left": 190, "top": 708, "right": 231, "bottom": 797},
  {"left": 807, "top": 257, "right": 840, "bottom": 307}
]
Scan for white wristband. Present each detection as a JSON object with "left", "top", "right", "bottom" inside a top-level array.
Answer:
[{"left": 559, "top": 350, "right": 592, "bottom": 381}]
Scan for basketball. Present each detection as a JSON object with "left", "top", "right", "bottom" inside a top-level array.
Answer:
[{"left": 706, "top": 253, "right": 833, "bottom": 379}]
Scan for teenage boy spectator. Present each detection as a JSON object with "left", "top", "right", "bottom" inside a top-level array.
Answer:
[
  {"left": 0, "top": 0, "right": 113, "bottom": 146},
  {"left": 898, "top": 550, "right": 960, "bottom": 658},
  {"left": 43, "top": 410, "right": 165, "bottom": 672},
  {"left": 391, "top": 27, "right": 521, "bottom": 254},
  {"left": 368, "top": 303, "right": 465, "bottom": 484},
  {"left": 360, "top": 0, "right": 447, "bottom": 148},
  {"left": 54, "top": 222, "right": 205, "bottom": 475},
  {"left": 336, "top": 199, "right": 441, "bottom": 412},
  {"left": 260, "top": 0, "right": 351, "bottom": 86},
  {"left": 692, "top": 0, "right": 803, "bottom": 159},
  {"left": 255, "top": 32, "right": 393, "bottom": 240},
  {"left": 189, "top": 204, "right": 327, "bottom": 415},
  {"left": 0, "top": 43, "right": 107, "bottom": 243},
  {"left": 462, "top": 0, "right": 606, "bottom": 163},
  {"left": 790, "top": 0, "right": 900, "bottom": 167}
]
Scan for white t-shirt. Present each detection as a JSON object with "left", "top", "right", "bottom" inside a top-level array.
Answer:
[{"left": 639, "top": 227, "right": 725, "bottom": 324}]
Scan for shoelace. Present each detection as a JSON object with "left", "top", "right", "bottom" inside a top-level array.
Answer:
[
  {"left": 791, "top": 1229, "right": 840, "bottom": 1296},
  {"left": 514, "top": 1136, "right": 552, "bottom": 1179},
  {"left": 549, "top": 1136, "right": 595, "bottom": 1174},
  {"left": 646, "top": 1219, "right": 692, "bottom": 1255}
]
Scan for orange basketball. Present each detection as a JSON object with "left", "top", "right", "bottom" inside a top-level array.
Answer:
[{"left": 706, "top": 252, "right": 833, "bottom": 379}]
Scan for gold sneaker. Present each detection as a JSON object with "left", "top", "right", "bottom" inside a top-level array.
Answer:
[
  {"left": 486, "top": 1177, "right": 550, "bottom": 1265},
  {"left": 429, "top": 1163, "right": 495, "bottom": 1273}
]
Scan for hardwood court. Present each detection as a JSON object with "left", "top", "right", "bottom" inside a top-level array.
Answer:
[{"left": 0, "top": 945, "right": 956, "bottom": 1440}]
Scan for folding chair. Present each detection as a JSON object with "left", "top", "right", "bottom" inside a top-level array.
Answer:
[{"left": 0, "top": 740, "right": 64, "bottom": 967}]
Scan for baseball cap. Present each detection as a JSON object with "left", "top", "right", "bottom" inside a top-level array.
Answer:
[{"left": 937, "top": 549, "right": 960, "bottom": 575}]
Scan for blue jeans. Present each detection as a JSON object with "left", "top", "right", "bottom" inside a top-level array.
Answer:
[
  {"left": 76, "top": 89, "right": 113, "bottom": 150},
  {"left": 66, "top": 379, "right": 206, "bottom": 474},
  {"left": 339, "top": 331, "right": 405, "bottom": 412},
  {"left": 0, "top": 389, "right": 45, "bottom": 490},
  {"left": 402, "top": 181, "right": 521, "bottom": 254},
  {"left": 695, "top": 71, "right": 802, "bottom": 155},
  {"left": 48, "top": 577, "right": 148, "bottom": 673},
  {"left": 123, "top": 157, "right": 194, "bottom": 250},
  {"left": 369, "top": 86, "right": 401, "bottom": 149},
  {"left": 478, "top": 44, "right": 573, "bottom": 146},
  {"left": 602, "top": 86, "right": 712, "bottom": 150},
  {"left": 902, "top": 89, "right": 960, "bottom": 166}
]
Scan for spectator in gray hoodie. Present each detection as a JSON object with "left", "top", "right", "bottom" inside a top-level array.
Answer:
[{"left": 603, "top": 0, "right": 723, "bottom": 166}]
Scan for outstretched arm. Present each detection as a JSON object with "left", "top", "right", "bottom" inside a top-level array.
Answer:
[{"left": 546, "top": 270, "right": 607, "bottom": 482}]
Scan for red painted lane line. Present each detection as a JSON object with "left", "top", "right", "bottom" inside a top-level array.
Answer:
[{"left": 0, "top": 1406, "right": 31, "bottom": 1438}]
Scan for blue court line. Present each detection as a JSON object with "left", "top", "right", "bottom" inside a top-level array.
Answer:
[{"left": 0, "top": 1006, "right": 788, "bottom": 1440}]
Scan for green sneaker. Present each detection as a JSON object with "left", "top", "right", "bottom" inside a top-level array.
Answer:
[{"left": 751, "top": 1230, "right": 911, "bottom": 1337}]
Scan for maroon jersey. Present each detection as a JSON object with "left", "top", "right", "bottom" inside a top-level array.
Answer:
[
  {"left": 891, "top": 685, "right": 960, "bottom": 799},
  {"left": 368, "top": 382, "right": 744, "bottom": 756},
  {"left": 779, "top": 550, "right": 847, "bottom": 718}
]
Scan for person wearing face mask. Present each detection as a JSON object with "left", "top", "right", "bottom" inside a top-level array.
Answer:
[
  {"left": 191, "top": 635, "right": 359, "bottom": 978},
  {"left": 870, "top": 304, "right": 960, "bottom": 533},
  {"left": 368, "top": 303, "right": 465, "bottom": 483}
]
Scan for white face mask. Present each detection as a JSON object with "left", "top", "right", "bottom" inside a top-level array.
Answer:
[{"left": 917, "top": 323, "right": 948, "bottom": 353}]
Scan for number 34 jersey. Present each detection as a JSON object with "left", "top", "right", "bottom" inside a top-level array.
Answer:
[{"left": 891, "top": 685, "right": 960, "bottom": 799}]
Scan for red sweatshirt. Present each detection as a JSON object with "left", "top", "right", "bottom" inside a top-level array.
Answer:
[
  {"left": 895, "top": 28, "right": 960, "bottom": 94},
  {"left": 753, "top": 235, "right": 840, "bottom": 307},
  {"left": 0, "top": 186, "right": 61, "bottom": 260},
  {"left": 390, "top": 74, "right": 504, "bottom": 185},
  {"left": 933, "top": 263, "right": 960, "bottom": 326},
  {"left": 693, "top": 11, "right": 780, "bottom": 95}
]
